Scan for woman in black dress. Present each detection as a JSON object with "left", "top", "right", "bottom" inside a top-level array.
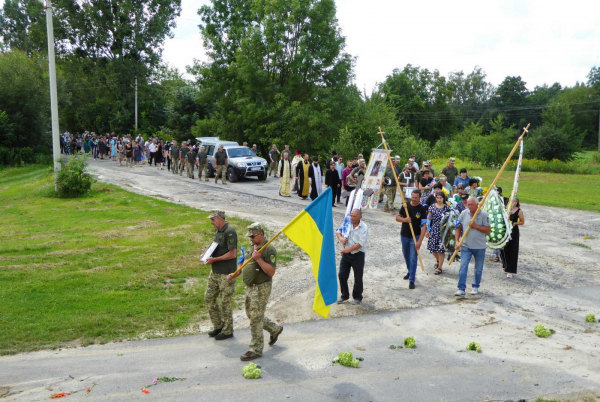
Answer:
[
  {"left": 501, "top": 197, "right": 525, "bottom": 278},
  {"left": 156, "top": 140, "right": 164, "bottom": 170},
  {"left": 125, "top": 141, "right": 133, "bottom": 168}
]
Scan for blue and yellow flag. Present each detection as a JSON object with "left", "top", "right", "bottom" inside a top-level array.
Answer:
[{"left": 282, "top": 187, "right": 338, "bottom": 318}]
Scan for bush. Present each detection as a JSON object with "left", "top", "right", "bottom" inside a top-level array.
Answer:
[
  {"left": 527, "top": 124, "right": 583, "bottom": 161},
  {"left": 56, "top": 156, "right": 93, "bottom": 198},
  {"left": 0, "top": 147, "right": 38, "bottom": 166}
]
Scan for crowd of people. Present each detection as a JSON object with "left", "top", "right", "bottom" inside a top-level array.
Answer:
[
  {"left": 332, "top": 154, "right": 525, "bottom": 305},
  {"left": 62, "top": 132, "right": 524, "bottom": 311}
]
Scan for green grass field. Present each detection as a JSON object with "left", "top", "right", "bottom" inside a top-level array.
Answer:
[
  {"left": 0, "top": 166, "right": 298, "bottom": 355},
  {"left": 431, "top": 156, "right": 600, "bottom": 212},
  {"left": 467, "top": 169, "right": 600, "bottom": 212}
]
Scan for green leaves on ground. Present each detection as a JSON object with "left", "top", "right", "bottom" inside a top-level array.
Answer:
[
  {"left": 242, "top": 363, "right": 262, "bottom": 379},
  {"left": 585, "top": 314, "right": 597, "bottom": 323},
  {"left": 333, "top": 352, "right": 360, "bottom": 368},
  {"left": 534, "top": 324, "right": 556, "bottom": 338},
  {"left": 466, "top": 342, "right": 482, "bottom": 353},
  {"left": 403, "top": 337, "right": 416, "bottom": 348}
]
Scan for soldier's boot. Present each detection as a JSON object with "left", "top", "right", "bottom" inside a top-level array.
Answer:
[
  {"left": 268, "top": 326, "right": 283, "bottom": 346},
  {"left": 240, "top": 351, "right": 261, "bottom": 361}
]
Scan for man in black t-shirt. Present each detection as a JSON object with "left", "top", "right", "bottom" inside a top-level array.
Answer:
[{"left": 396, "top": 189, "right": 428, "bottom": 289}]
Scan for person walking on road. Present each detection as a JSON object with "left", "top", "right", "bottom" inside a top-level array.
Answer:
[
  {"left": 214, "top": 145, "right": 228, "bottom": 184},
  {"left": 336, "top": 209, "right": 369, "bottom": 304},
  {"left": 203, "top": 211, "right": 238, "bottom": 341},
  {"left": 227, "top": 223, "right": 283, "bottom": 361},
  {"left": 186, "top": 143, "right": 196, "bottom": 179},
  {"left": 454, "top": 197, "right": 491, "bottom": 296},
  {"left": 170, "top": 140, "right": 180, "bottom": 175},
  {"left": 197, "top": 146, "right": 209, "bottom": 182},
  {"left": 278, "top": 152, "right": 292, "bottom": 196},
  {"left": 396, "top": 189, "right": 427, "bottom": 289},
  {"left": 268, "top": 145, "right": 280, "bottom": 178}
]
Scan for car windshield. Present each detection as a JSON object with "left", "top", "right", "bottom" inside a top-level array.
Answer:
[{"left": 227, "top": 147, "right": 255, "bottom": 158}]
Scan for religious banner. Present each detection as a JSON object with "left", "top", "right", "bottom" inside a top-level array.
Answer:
[{"left": 361, "top": 149, "right": 389, "bottom": 209}]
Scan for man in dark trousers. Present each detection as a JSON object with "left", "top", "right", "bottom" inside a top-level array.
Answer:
[
  {"left": 396, "top": 189, "right": 427, "bottom": 289},
  {"left": 336, "top": 209, "right": 369, "bottom": 305}
]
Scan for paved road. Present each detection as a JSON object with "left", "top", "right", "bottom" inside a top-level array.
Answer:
[{"left": 2, "top": 286, "right": 599, "bottom": 402}]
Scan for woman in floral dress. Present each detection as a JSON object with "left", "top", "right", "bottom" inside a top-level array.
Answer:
[{"left": 426, "top": 192, "right": 451, "bottom": 275}]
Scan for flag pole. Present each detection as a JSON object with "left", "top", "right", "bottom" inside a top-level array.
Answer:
[
  {"left": 377, "top": 127, "right": 425, "bottom": 272},
  {"left": 229, "top": 230, "right": 284, "bottom": 278},
  {"left": 448, "top": 124, "right": 530, "bottom": 266}
]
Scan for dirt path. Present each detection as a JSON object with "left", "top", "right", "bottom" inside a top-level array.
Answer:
[
  {"left": 90, "top": 159, "right": 600, "bottom": 323},
  {"left": 87, "top": 160, "right": 600, "bottom": 390}
]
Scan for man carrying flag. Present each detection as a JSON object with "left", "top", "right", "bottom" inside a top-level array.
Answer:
[
  {"left": 229, "top": 187, "right": 338, "bottom": 322},
  {"left": 228, "top": 223, "right": 283, "bottom": 361}
]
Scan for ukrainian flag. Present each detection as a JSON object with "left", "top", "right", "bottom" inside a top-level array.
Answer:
[{"left": 282, "top": 187, "right": 338, "bottom": 318}]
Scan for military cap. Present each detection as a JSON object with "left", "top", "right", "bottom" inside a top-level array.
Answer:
[
  {"left": 423, "top": 161, "right": 431, "bottom": 166},
  {"left": 358, "top": 158, "right": 366, "bottom": 164},
  {"left": 246, "top": 222, "right": 264, "bottom": 237},
  {"left": 393, "top": 155, "right": 400, "bottom": 161},
  {"left": 208, "top": 210, "right": 225, "bottom": 219},
  {"left": 449, "top": 157, "right": 456, "bottom": 163}
]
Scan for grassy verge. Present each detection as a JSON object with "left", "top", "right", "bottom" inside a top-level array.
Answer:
[
  {"left": 467, "top": 169, "right": 600, "bottom": 212},
  {"left": 432, "top": 156, "right": 600, "bottom": 212},
  {"left": 0, "top": 166, "right": 295, "bottom": 355}
]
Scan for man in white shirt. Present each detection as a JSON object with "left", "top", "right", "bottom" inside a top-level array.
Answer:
[
  {"left": 148, "top": 140, "right": 157, "bottom": 166},
  {"left": 336, "top": 209, "right": 369, "bottom": 305}
]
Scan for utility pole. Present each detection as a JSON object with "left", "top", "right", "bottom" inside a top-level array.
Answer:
[
  {"left": 44, "top": 0, "right": 61, "bottom": 191},
  {"left": 134, "top": 77, "right": 138, "bottom": 131}
]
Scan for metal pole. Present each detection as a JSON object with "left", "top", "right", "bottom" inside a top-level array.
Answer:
[
  {"left": 134, "top": 77, "right": 138, "bottom": 131},
  {"left": 597, "top": 106, "right": 599, "bottom": 156},
  {"left": 45, "top": 0, "right": 61, "bottom": 191}
]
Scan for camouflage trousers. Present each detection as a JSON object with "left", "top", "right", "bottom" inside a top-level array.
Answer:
[
  {"left": 186, "top": 161, "right": 194, "bottom": 178},
  {"left": 269, "top": 161, "right": 278, "bottom": 176},
  {"left": 383, "top": 186, "right": 397, "bottom": 212},
  {"left": 205, "top": 272, "right": 235, "bottom": 335},
  {"left": 171, "top": 157, "right": 179, "bottom": 174},
  {"left": 245, "top": 281, "right": 280, "bottom": 355},
  {"left": 215, "top": 165, "right": 227, "bottom": 184},
  {"left": 197, "top": 163, "right": 209, "bottom": 181}
]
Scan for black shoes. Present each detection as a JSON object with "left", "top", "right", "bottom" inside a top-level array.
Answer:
[
  {"left": 208, "top": 327, "right": 222, "bottom": 337},
  {"left": 215, "top": 332, "right": 234, "bottom": 341},
  {"left": 409, "top": 282, "right": 415, "bottom": 290},
  {"left": 403, "top": 273, "right": 410, "bottom": 280}
]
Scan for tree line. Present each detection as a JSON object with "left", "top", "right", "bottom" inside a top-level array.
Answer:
[{"left": 1, "top": 0, "right": 599, "bottom": 166}]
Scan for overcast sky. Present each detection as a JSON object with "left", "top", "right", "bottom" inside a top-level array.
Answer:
[
  {"left": 162, "top": 0, "right": 600, "bottom": 93},
  {"left": 4, "top": 0, "right": 599, "bottom": 92}
]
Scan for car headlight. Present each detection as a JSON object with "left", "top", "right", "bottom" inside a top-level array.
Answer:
[{"left": 236, "top": 162, "right": 247, "bottom": 168}]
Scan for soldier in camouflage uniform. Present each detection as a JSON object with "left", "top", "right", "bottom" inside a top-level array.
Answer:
[
  {"left": 214, "top": 145, "right": 228, "bottom": 184},
  {"left": 203, "top": 210, "right": 238, "bottom": 340},
  {"left": 228, "top": 223, "right": 283, "bottom": 361},
  {"left": 196, "top": 146, "right": 209, "bottom": 182},
  {"left": 170, "top": 140, "right": 180, "bottom": 175},
  {"left": 383, "top": 156, "right": 402, "bottom": 213},
  {"left": 179, "top": 142, "right": 188, "bottom": 176},
  {"left": 186, "top": 143, "right": 196, "bottom": 179}
]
